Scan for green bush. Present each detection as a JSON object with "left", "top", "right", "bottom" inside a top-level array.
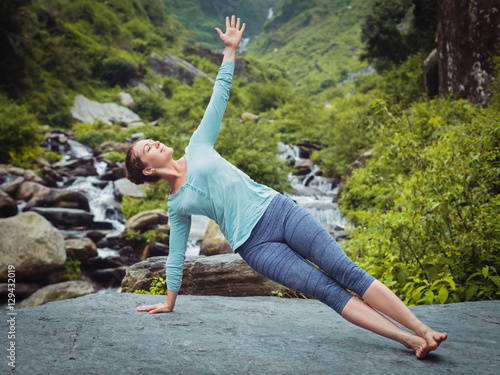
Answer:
[
  {"left": 98, "top": 57, "right": 136, "bottom": 87},
  {"left": 73, "top": 120, "right": 125, "bottom": 149},
  {"left": 0, "top": 96, "right": 41, "bottom": 165},
  {"left": 340, "top": 98, "right": 500, "bottom": 305},
  {"left": 133, "top": 277, "right": 168, "bottom": 295},
  {"left": 122, "top": 179, "right": 170, "bottom": 219}
]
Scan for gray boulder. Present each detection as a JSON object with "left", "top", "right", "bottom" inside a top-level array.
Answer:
[
  {"left": 65, "top": 238, "right": 98, "bottom": 261},
  {"left": 118, "top": 91, "right": 138, "bottom": 111},
  {"left": 199, "top": 220, "right": 232, "bottom": 256},
  {"left": 70, "top": 94, "right": 141, "bottom": 125},
  {"left": 125, "top": 209, "right": 169, "bottom": 232},
  {"left": 0, "top": 175, "right": 24, "bottom": 194},
  {"left": 121, "top": 254, "right": 284, "bottom": 296},
  {"left": 114, "top": 178, "right": 144, "bottom": 200},
  {"left": 30, "top": 207, "right": 94, "bottom": 228},
  {"left": 16, "top": 181, "right": 51, "bottom": 201},
  {"left": 17, "top": 281, "right": 95, "bottom": 309},
  {"left": 0, "top": 212, "right": 66, "bottom": 282},
  {"left": 148, "top": 52, "right": 212, "bottom": 86}
]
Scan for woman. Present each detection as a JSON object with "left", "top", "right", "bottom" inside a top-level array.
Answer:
[{"left": 126, "top": 16, "right": 447, "bottom": 358}]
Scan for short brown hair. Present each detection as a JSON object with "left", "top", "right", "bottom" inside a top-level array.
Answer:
[{"left": 125, "top": 142, "right": 161, "bottom": 185}]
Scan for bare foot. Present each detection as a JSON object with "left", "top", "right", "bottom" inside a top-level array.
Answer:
[
  {"left": 401, "top": 334, "right": 430, "bottom": 359},
  {"left": 420, "top": 328, "right": 448, "bottom": 351}
]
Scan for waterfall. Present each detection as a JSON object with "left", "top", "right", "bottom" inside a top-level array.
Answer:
[
  {"left": 278, "top": 142, "right": 348, "bottom": 237},
  {"left": 63, "top": 140, "right": 125, "bottom": 258},
  {"left": 268, "top": 7, "right": 274, "bottom": 19}
]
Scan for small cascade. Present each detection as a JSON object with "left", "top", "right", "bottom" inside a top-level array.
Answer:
[
  {"left": 63, "top": 140, "right": 125, "bottom": 258},
  {"left": 278, "top": 142, "right": 348, "bottom": 238}
]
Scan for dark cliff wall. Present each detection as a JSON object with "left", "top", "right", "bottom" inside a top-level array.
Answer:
[{"left": 437, "top": 1, "right": 500, "bottom": 104}]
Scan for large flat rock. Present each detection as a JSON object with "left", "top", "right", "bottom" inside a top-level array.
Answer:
[{"left": 2, "top": 294, "right": 499, "bottom": 374}]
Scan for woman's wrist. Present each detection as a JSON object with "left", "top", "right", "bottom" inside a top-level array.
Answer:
[{"left": 222, "top": 46, "right": 237, "bottom": 63}]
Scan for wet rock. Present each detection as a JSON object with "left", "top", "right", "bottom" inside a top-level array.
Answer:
[
  {"left": 24, "top": 188, "right": 90, "bottom": 212},
  {"left": 148, "top": 242, "right": 169, "bottom": 257},
  {"left": 200, "top": 220, "right": 232, "bottom": 256},
  {"left": 17, "top": 280, "right": 95, "bottom": 309},
  {"left": 0, "top": 190, "right": 17, "bottom": 218},
  {"left": 86, "top": 230, "right": 107, "bottom": 243},
  {"left": 65, "top": 238, "right": 98, "bottom": 261},
  {"left": 0, "top": 212, "right": 66, "bottom": 282},
  {"left": 15, "top": 181, "right": 51, "bottom": 201},
  {"left": 125, "top": 209, "right": 169, "bottom": 232},
  {"left": 296, "top": 139, "right": 322, "bottom": 159},
  {"left": 121, "top": 254, "right": 284, "bottom": 296},
  {"left": 70, "top": 94, "right": 142, "bottom": 125},
  {"left": 0, "top": 282, "right": 40, "bottom": 299},
  {"left": 0, "top": 175, "right": 24, "bottom": 195},
  {"left": 294, "top": 159, "right": 314, "bottom": 176},
  {"left": 87, "top": 267, "right": 128, "bottom": 286},
  {"left": 29, "top": 207, "right": 94, "bottom": 228}
]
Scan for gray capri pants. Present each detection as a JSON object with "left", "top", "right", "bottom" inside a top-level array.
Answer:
[{"left": 236, "top": 193, "right": 375, "bottom": 314}]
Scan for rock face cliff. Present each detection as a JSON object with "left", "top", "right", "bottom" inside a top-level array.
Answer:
[{"left": 437, "top": 1, "right": 500, "bottom": 104}]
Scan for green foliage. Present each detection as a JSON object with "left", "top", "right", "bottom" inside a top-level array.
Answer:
[
  {"left": 97, "top": 57, "right": 136, "bottom": 87},
  {"left": 0, "top": 95, "right": 42, "bottom": 166},
  {"left": 59, "top": 257, "right": 82, "bottom": 281},
  {"left": 133, "top": 277, "right": 168, "bottom": 295},
  {"left": 122, "top": 179, "right": 170, "bottom": 220},
  {"left": 73, "top": 120, "right": 125, "bottom": 149},
  {"left": 340, "top": 98, "right": 500, "bottom": 305},
  {"left": 217, "top": 118, "right": 293, "bottom": 193},
  {"left": 103, "top": 151, "right": 126, "bottom": 163},
  {"left": 360, "top": 0, "right": 438, "bottom": 72}
]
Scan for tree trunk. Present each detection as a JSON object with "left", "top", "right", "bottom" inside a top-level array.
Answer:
[{"left": 437, "top": 0, "right": 500, "bottom": 104}]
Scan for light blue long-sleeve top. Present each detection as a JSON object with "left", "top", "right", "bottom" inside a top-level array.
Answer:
[{"left": 166, "top": 61, "right": 278, "bottom": 292}]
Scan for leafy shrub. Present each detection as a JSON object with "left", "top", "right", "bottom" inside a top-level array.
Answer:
[
  {"left": 340, "top": 98, "right": 500, "bottom": 305},
  {"left": 0, "top": 95, "right": 42, "bottom": 165},
  {"left": 122, "top": 179, "right": 170, "bottom": 220},
  {"left": 98, "top": 57, "right": 136, "bottom": 87},
  {"left": 103, "top": 151, "right": 126, "bottom": 163},
  {"left": 133, "top": 277, "right": 168, "bottom": 295},
  {"left": 73, "top": 120, "right": 125, "bottom": 149}
]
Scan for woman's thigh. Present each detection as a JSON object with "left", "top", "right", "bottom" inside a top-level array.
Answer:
[
  {"left": 237, "top": 240, "right": 354, "bottom": 314},
  {"left": 281, "top": 199, "right": 375, "bottom": 296}
]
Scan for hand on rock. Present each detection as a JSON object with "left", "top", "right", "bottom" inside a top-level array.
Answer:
[{"left": 137, "top": 302, "right": 173, "bottom": 314}]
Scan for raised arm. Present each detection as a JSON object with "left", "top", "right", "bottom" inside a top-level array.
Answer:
[{"left": 188, "top": 16, "right": 245, "bottom": 148}]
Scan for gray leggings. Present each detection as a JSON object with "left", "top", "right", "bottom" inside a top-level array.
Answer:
[{"left": 236, "top": 194, "right": 375, "bottom": 314}]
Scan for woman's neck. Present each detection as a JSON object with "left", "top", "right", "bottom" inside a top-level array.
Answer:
[{"left": 164, "top": 156, "right": 187, "bottom": 194}]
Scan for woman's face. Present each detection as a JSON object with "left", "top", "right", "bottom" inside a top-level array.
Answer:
[{"left": 133, "top": 139, "right": 173, "bottom": 174}]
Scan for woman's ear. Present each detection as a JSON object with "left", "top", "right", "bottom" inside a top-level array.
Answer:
[{"left": 143, "top": 167, "right": 154, "bottom": 176}]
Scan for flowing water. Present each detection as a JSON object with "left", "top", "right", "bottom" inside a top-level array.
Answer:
[{"left": 278, "top": 143, "right": 348, "bottom": 236}]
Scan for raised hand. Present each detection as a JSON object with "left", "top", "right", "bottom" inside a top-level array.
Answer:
[{"left": 215, "top": 15, "right": 246, "bottom": 50}]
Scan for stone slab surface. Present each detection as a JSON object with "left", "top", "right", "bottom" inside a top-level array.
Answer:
[{"left": 1, "top": 294, "right": 499, "bottom": 374}]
